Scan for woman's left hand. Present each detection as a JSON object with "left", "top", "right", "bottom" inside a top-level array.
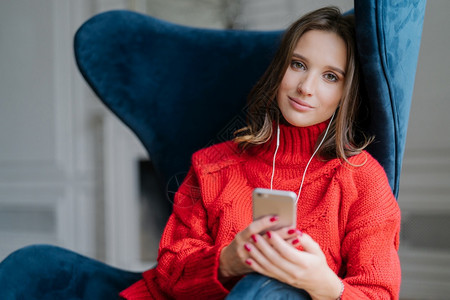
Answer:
[{"left": 245, "top": 230, "right": 342, "bottom": 300}]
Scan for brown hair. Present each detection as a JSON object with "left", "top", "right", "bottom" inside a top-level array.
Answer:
[{"left": 234, "top": 6, "right": 372, "bottom": 162}]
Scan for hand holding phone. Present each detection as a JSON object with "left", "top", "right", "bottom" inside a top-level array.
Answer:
[{"left": 252, "top": 188, "right": 297, "bottom": 231}]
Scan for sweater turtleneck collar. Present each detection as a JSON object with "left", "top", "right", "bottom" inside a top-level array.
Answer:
[{"left": 248, "top": 120, "right": 329, "bottom": 166}]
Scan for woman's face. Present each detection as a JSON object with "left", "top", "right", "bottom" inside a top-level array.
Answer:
[{"left": 277, "top": 30, "right": 347, "bottom": 127}]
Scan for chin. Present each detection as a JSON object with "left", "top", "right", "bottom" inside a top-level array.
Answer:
[
  {"left": 283, "top": 119, "right": 312, "bottom": 128},
  {"left": 282, "top": 114, "right": 314, "bottom": 128}
]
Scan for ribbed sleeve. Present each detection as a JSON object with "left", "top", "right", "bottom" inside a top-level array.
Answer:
[{"left": 119, "top": 278, "right": 153, "bottom": 299}]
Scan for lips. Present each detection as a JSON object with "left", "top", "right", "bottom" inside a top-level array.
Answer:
[{"left": 288, "top": 96, "right": 314, "bottom": 111}]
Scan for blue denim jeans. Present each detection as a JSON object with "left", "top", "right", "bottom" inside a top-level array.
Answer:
[
  {"left": 0, "top": 245, "right": 142, "bottom": 300},
  {"left": 227, "top": 273, "right": 312, "bottom": 300}
]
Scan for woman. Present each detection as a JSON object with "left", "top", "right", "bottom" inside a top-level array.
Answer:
[
  {"left": 0, "top": 6, "right": 400, "bottom": 300},
  {"left": 120, "top": 6, "right": 401, "bottom": 300}
]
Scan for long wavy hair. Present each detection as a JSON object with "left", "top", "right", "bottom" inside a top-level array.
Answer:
[{"left": 234, "top": 6, "right": 372, "bottom": 162}]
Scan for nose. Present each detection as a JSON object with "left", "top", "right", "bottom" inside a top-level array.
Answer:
[{"left": 297, "top": 73, "right": 315, "bottom": 96}]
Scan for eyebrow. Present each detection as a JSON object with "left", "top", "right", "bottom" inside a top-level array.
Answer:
[{"left": 292, "top": 53, "right": 346, "bottom": 76}]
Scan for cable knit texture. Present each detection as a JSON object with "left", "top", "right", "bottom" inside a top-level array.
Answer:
[{"left": 120, "top": 122, "right": 401, "bottom": 299}]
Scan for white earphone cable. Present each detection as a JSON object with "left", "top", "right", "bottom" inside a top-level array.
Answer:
[
  {"left": 269, "top": 111, "right": 336, "bottom": 202},
  {"left": 270, "top": 124, "right": 281, "bottom": 190},
  {"left": 295, "top": 111, "right": 335, "bottom": 203}
]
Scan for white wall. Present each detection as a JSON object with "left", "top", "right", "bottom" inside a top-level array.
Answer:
[
  {"left": 0, "top": 0, "right": 100, "bottom": 259},
  {"left": 234, "top": 0, "right": 353, "bottom": 30}
]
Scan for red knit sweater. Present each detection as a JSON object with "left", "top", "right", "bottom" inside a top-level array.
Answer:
[{"left": 120, "top": 122, "right": 401, "bottom": 299}]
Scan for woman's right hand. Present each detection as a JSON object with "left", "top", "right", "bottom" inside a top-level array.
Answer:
[{"left": 218, "top": 215, "right": 300, "bottom": 280}]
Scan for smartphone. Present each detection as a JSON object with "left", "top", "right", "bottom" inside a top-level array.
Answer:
[{"left": 252, "top": 188, "right": 297, "bottom": 231}]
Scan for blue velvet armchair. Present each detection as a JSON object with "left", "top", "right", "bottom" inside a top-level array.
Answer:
[{"left": 0, "top": 1, "right": 426, "bottom": 299}]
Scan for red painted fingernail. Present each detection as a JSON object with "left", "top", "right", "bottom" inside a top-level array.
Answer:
[
  {"left": 270, "top": 216, "right": 278, "bottom": 222},
  {"left": 251, "top": 234, "right": 258, "bottom": 243},
  {"left": 245, "top": 259, "right": 252, "bottom": 266},
  {"left": 244, "top": 244, "right": 251, "bottom": 252},
  {"left": 266, "top": 231, "right": 272, "bottom": 239},
  {"left": 288, "top": 229, "right": 296, "bottom": 235},
  {"left": 292, "top": 238, "right": 299, "bottom": 245}
]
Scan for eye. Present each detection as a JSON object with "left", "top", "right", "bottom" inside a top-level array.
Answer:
[
  {"left": 290, "top": 60, "right": 306, "bottom": 71},
  {"left": 324, "top": 73, "right": 338, "bottom": 82}
]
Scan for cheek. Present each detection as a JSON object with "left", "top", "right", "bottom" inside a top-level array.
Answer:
[
  {"left": 321, "top": 86, "right": 343, "bottom": 110},
  {"left": 278, "top": 78, "right": 289, "bottom": 93},
  {"left": 279, "top": 70, "right": 297, "bottom": 92},
  {"left": 277, "top": 79, "right": 290, "bottom": 104},
  {"left": 276, "top": 89, "right": 282, "bottom": 107}
]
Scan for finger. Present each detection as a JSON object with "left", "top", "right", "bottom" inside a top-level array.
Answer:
[
  {"left": 264, "top": 231, "right": 299, "bottom": 250},
  {"left": 243, "top": 257, "right": 276, "bottom": 281},
  {"left": 249, "top": 233, "right": 293, "bottom": 268},
  {"left": 243, "top": 258, "right": 266, "bottom": 276},
  {"left": 285, "top": 237, "right": 302, "bottom": 248},
  {"left": 246, "top": 239, "right": 294, "bottom": 281},
  {"left": 243, "top": 215, "right": 280, "bottom": 238},
  {"left": 266, "top": 230, "right": 312, "bottom": 265},
  {"left": 244, "top": 239, "right": 275, "bottom": 269},
  {"left": 254, "top": 233, "right": 303, "bottom": 271},
  {"left": 244, "top": 257, "right": 298, "bottom": 288},
  {"left": 272, "top": 227, "right": 303, "bottom": 240},
  {"left": 298, "top": 233, "right": 325, "bottom": 257},
  {"left": 239, "top": 245, "right": 255, "bottom": 274},
  {"left": 251, "top": 233, "right": 311, "bottom": 284}
]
